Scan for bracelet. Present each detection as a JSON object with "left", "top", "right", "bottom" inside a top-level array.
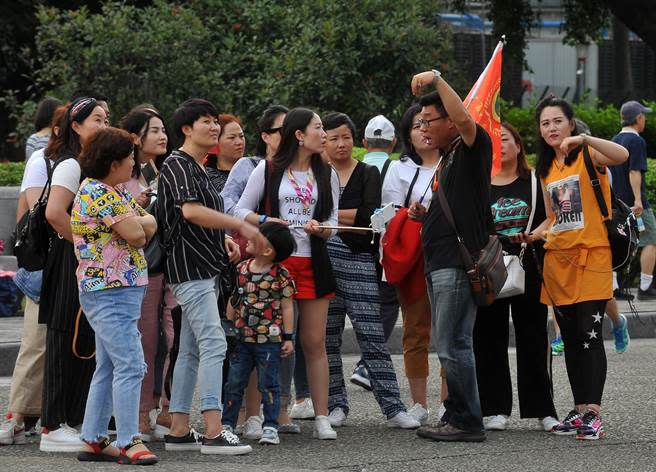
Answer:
[
  {"left": 259, "top": 214, "right": 268, "bottom": 225},
  {"left": 579, "top": 133, "right": 588, "bottom": 145},
  {"left": 282, "top": 332, "right": 294, "bottom": 341}
]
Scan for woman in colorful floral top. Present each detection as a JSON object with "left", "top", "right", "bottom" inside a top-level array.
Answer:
[{"left": 71, "top": 127, "right": 158, "bottom": 465}]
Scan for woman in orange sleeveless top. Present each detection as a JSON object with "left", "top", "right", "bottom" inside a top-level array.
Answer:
[{"left": 533, "top": 97, "right": 628, "bottom": 440}]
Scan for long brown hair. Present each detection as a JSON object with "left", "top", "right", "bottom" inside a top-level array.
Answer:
[{"left": 501, "top": 121, "right": 531, "bottom": 179}]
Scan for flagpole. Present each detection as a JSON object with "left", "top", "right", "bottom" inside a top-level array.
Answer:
[{"left": 464, "top": 35, "right": 506, "bottom": 108}]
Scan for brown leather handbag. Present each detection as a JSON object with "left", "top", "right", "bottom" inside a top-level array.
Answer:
[{"left": 436, "top": 171, "right": 507, "bottom": 307}]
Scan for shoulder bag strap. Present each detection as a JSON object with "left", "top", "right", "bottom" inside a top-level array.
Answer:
[
  {"left": 403, "top": 168, "right": 421, "bottom": 208},
  {"left": 521, "top": 170, "right": 539, "bottom": 254},
  {"left": 436, "top": 167, "right": 476, "bottom": 271},
  {"left": 581, "top": 145, "right": 610, "bottom": 220},
  {"left": 265, "top": 160, "right": 273, "bottom": 216},
  {"left": 381, "top": 158, "right": 392, "bottom": 184}
]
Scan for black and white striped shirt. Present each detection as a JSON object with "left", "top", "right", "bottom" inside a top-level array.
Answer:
[{"left": 157, "top": 149, "right": 227, "bottom": 284}]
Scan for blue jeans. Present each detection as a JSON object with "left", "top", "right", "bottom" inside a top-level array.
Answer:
[
  {"left": 169, "top": 276, "right": 227, "bottom": 413},
  {"left": 223, "top": 342, "right": 281, "bottom": 429},
  {"left": 427, "top": 268, "right": 484, "bottom": 432},
  {"left": 13, "top": 268, "right": 42, "bottom": 304},
  {"left": 78, "top": 286, "right": 146, "bottom": 447}
]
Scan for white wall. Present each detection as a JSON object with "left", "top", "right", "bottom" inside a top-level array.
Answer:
[{"left": 522, "top": 38, "right": 599, "bottom": 106}]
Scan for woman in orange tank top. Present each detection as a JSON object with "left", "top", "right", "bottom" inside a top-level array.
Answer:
[{"left": 532, "top": 97, "right": 628, "bottom": 440}]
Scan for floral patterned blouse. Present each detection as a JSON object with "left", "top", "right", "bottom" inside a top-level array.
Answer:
[{"left": 71, "top": 178, "right": 149, "bottom": 292}]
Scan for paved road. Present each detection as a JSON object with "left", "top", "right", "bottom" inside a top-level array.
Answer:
[{"left": 0, "top": 342, "right": 655, "bottom": 472}]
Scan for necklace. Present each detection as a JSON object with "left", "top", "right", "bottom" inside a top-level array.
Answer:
[{"left": 287, "top": 168, "right": 314, "bottom": 209}]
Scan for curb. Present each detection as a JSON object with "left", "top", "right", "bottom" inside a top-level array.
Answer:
[{"left": 2, "top": 314, "right": 655, "bottom": 378}]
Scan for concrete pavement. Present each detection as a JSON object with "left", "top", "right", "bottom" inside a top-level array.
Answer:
[{"left": 1, "top": 341, "right": 655, "bottom": 471}]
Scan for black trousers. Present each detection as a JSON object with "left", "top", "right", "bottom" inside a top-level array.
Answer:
[
  {"left": 474, "top": 284, "right": 557, "bottom": 419},
  {"left": 41, "top": 328, "right": 95, "bottom": 430},
  {"left": 554, "top": 300, "right": 607, "bottom": 406}
]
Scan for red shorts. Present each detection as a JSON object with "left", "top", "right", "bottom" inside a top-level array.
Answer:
[{"left": 282, "top": 256, "right": 334, "bottom": 300}]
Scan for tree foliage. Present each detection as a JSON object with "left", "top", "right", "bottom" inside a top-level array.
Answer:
[{"left": 7, "top": 0, "right": 454, "bottom": 151}]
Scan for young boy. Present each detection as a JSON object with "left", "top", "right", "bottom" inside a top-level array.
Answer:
[{"left": 223, "top": 222, "right": 297, "bottom": 445}]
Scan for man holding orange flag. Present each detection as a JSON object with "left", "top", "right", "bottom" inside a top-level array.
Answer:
[{"left": 411, "top": 67, "right": 493, "bottom": 443}]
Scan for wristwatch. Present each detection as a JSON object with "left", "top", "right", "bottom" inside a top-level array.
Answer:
[
  {"left": 431, "top": 69, "right": 442, "bottom": 83},
  {"left": 259, "top": 214, "right": 268, "bottom": 225},
  {"left": 282, "top": 332, "right": 295, "bottom": 341}
]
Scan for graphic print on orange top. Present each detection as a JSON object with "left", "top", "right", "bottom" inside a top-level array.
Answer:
[
  {"left": 543, "top": 147, "right": 611, "bottom": 251},
  {"left": 546, "top": 174, "right": 584, "bottom": 233}
]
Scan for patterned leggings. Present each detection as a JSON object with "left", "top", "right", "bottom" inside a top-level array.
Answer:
[{"left": 326, "top": 238, "right": 405, "bottom": 419}]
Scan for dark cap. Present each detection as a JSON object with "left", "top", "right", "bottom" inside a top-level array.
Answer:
[{"left": 620, "top": 100, "right": 652, "bottom": 123}]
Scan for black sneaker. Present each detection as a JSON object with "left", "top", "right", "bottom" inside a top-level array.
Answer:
[
  {"left": 164, "top": 428, "right": 203, "bottom": 451},
  {"left": 613, "top": 288, "right": 634, "bottom": 301},
  {"left": 416, "top": 423, "right": 486, "bottom": 442},
  {"left": 637, "top": 286, "right": 656, "bottom": 300},
  {"left": 201, "top": 430, "right": 252, "bottom": 455}
]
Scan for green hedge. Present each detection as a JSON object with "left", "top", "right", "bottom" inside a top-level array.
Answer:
[{"left": 0, "top": 161, "right": 25, "bottom": 186}]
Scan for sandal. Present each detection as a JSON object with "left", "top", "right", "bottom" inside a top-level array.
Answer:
[
  {"left": 77, "top": 437, "right": 120, "bottom": 462},
  {"left": 118, "top": 438, "right": 159, "bottom": 466}
]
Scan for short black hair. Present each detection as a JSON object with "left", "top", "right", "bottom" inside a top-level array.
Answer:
[
  {"left": 322, "top": 112, "right": 356, "bottom": 139},
  {"left": 418, "top": 91, "right": 447, "bottom": 117},
  {"left": 172, "top": 98, "right": 218, "bottom": 141},
  {"left": 259, "top": 221, "right": 296, "bottom": 262},
  {"left": 34, "top": 97, "right": 63, "bottom": 131}
]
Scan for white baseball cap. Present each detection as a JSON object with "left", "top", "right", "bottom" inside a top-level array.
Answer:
[{"left": 364, "top": 115, "right": 395, "bottom": 141}]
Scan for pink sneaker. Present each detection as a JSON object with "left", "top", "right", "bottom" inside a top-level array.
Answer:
[
  {"left": 552, "top": 409, "right": 583, "bottom": 436},
  {"left": 576, "top": 411, "right": 605, "bottom": 440}
]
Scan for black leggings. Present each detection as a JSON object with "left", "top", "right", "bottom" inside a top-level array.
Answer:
[{"left": 554, "top": 300, "right": 607, "bottom": 406}]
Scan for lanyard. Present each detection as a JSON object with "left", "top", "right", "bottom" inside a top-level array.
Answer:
[{"left": 287, "top": 168, "right": 314, "bottom": 209}]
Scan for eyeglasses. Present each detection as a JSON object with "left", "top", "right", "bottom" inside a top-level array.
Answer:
[
  {"left": 417, "top": 116, "right": 445, "bottom": 128},
  {"left": 266, "top": 126, "right": 282, "bottom": 134}
]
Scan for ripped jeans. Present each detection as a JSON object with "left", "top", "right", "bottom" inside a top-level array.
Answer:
[
  {"left": 78, "top": 286, "right": 146, "bottom": 447},
  {"left": 222, "top": 342, "right": 282, "bottom": 429}
]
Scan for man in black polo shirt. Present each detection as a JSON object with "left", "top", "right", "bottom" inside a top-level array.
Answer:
[
  {"left": 157, "top": 99, "right": 264, "bottom": 455},
  {"left": 410, "top": 71, "right": 492, "bottom": 442}
]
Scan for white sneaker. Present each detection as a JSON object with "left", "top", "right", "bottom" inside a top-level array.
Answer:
[
  {"left": 484, "top": 415, "right": 509, "bottom": 431},
  {"left": 387, "top": 411, "right": 421, "bottom": 429},
  {"left": 327, "top": 408, "right": 347, "bottom": 427},
  {"left": 242, "top": 416, "right": 263, "bottom": 440},
  {"left": 312, "top": 416, "right": 337, "bottom": 440},
  {"left": 153, "top": 423, "right": 170, "bottom": 440},
  {"left": 0, "top": 419, "right": 27, "bottom": 445},
  {"left": 39, "top": 424, "right": 86, "bottom": 452},
  {"left": 289, "top": 398, "right": 315, "bottom": 419},
  {"left": 259, "top": 426, "right": 280, "bottom": 445},
  {"left": 407, "top": 403, "right": 429, "bottom": 426},
  {"left": 539, "top": 416, "right": 560, "bottom": 432}
]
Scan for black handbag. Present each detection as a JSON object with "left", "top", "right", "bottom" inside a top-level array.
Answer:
[
  {"left": 436, "top": 167, "right": 507, "bottom": 307},
  {"left": 582, "top": 146, "right": 638, "bottom": 270},
  {"left": 13, "top": 156, "right": 54, "bottom": 271}
]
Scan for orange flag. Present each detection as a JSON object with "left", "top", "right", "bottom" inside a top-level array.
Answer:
[{"left": 464, "top": 38, "right": 504, "bottom": 176}]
